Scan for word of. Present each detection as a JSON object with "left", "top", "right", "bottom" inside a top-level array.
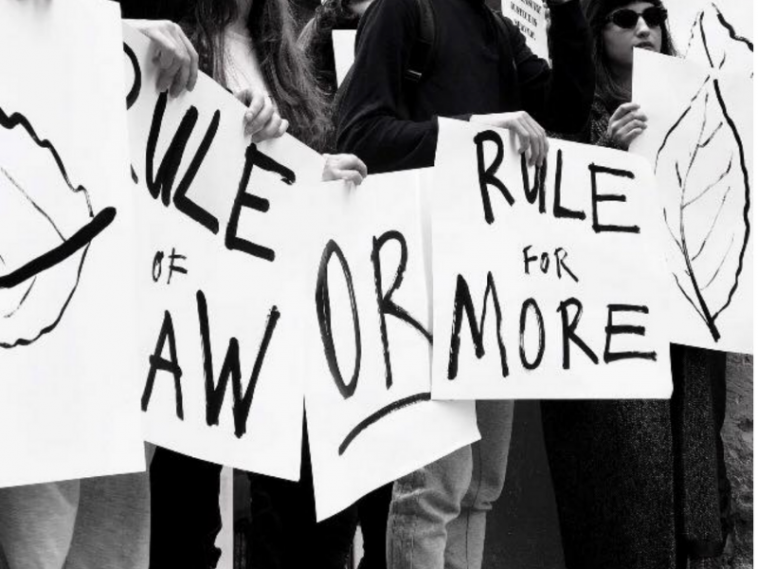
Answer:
[
  {"left": 315, "top": 230, "right": 431, "bottom": 395},
  {"left": 152, "top": 248, "right": 187, "bottom": 284}
]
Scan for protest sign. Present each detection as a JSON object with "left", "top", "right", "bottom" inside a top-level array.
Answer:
[
  {"left": 279, "top": 171, "right": 478, "bottom": 520},
  {"left": 631, "top": 50, "right": 752, "bottom": 354},
  {"left": 430, "top": 118, "right": 672, "bottom": 400},
  {"left": 124, "top": 26, "right": 325, "bottom": 480},
  {"left": 664, "top": 0, "right": 753, "bottom": 76},
  {"left": 333, "top": 30, "right": 357, "bottom": 88},
  {"left": 504, "top": 0, "right": 549, "bottom": 61},
  {"left": 0, "top": 0, "right": 144, "bottom": 487}
]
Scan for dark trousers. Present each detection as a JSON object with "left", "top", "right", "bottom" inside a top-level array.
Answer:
[
  {"left": 248, "top": 432, "right": 358, "bottom": 569},
  {"left": 149, "top": 424, "right": 385, "bottom": 569},
  {"left": 356, "top": 483, "right": 392, "bottom": 569},
  {"left": 149, "top": 448, "right": 223, "bottom": 569}
]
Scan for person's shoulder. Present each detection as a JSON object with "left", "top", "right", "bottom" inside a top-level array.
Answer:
[{"left": 361, "top": 0, "right": 419, "bottom": 25}]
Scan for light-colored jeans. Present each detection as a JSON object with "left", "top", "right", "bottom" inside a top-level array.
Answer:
[
  {"left": 387, "top": 400, "right": 514, "bottom": 569},
  {"left": 0, "top": 473, "right": 149, "bottom": 569}
]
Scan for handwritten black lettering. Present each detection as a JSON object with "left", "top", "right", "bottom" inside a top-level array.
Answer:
[
  {"left": 521, "top": 153, "right": 547, "bottom": 213},
  {"left": 315, "top": 240, "right": 362, "bottom": 399},
  {"left": 589, "top": 164, "right": 640, "bottom": 234},
  {"left": 475, "top": 130, "right": 513, "bottom": 224},
  {"left": 604, "top": 304, "right": 657, "bottom": 363},
  {"left": 448, "top": 273, "right": 508, "bottom": 379},
  {"left": 152, "top": 251, "right": 164, "bottom": 282},
  {"left": 145, "top": 92, "right": 220, "bottom": 234},
  {"left": 225, "top": 143, "right": 296, "bottom": 263},
  {"left": 167, "top": 248, "right": 187, "bottom": 284},
  {"left": 371, "top": 230, "right": 432, "bottom": 389},
  {"left": 553, "top": 149, "right": 586, "bottom": 221},
  {"left": 557, "top": 298, "right": 598, "bottom": 369},
  {"left": 519, "top": 298, "right": 545, "bottom": 370},
  {"left": 539, "top": 251, "right": 550, "bottom": 273},
  {"left": 523, "top": 245, "right": 538, "bottom": 274},
  {"left": 554, "top": 248, "right": 579, "bottom": 282},
  {"left": 197, "top": 291, "right": 279, "bottom": 438},
  {"left": 142, "top": 310, "right": 184, "bottom": 419},
  {"left": 123, "top": 43, "right": 141, "bottom": 110}
]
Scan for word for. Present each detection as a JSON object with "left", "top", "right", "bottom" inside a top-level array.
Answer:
[{"left": 523, "top": 245, "right": 579, "bottom": 282}]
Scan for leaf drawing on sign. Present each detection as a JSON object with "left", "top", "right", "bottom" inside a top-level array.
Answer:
[
  {"left": 655, "top": 76, "right": 751, "bottom": 341},
  {"left": 0, "top": 107, "right": 116, "bottom": 348},
  {"left": 685, "top": 3, "right": 753, "bottom": 77}
]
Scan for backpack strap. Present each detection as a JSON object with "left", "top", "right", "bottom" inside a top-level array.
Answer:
[{"left": 404, "top": 0, "right": 437, "bottom": 83}]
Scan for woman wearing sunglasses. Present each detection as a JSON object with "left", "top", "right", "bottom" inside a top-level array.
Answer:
[{"left": 541, "top": 2, "right": 731, "bottom": 569}]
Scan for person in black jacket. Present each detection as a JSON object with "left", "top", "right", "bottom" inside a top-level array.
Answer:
[{"left": 335, "top": 1, "right": 594, "bottom": 567}]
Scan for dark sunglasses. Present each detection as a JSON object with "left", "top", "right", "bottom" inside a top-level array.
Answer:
[{"left": 606, "top": 6, "right": 668, "bottom": 29}]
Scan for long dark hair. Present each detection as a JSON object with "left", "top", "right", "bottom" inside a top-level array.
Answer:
[
  {"left": 162, "top": 0, "right": 331, "bottom": 151},
  {"left": 582, "top": 0, "right": 676, "bottom": 110},
  {"left": 297, "top": 0, "right": 360, "bottom": 99}
]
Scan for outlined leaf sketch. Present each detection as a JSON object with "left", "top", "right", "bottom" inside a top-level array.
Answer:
[
  {"left": 0, "top": 106, "right": 116, "bottom": 348},
  {"left": 655, "top": 76, "right": 751, "bottom": 342},
  {"left": 685, "top": 3, "right": 754, "bottom": 77}
]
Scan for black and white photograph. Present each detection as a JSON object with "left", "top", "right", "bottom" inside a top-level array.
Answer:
[{"left": 0, "top": 0, "right": 752, "bottom": 568}]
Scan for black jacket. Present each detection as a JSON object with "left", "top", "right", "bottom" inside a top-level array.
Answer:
[{"left": 336, "top": 0, "right": 594, "bottom": 173}]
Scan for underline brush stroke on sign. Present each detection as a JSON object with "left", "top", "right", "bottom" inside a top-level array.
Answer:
[{"left": 338, "top": 392, "right": 432, "bottom": 455}]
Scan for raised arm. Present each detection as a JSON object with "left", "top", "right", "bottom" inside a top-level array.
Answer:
[{"left": 507, "top": 0, "right": 595, "bottom": 134}]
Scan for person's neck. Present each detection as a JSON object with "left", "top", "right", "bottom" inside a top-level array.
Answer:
[
  {"left": 229, "top": 0, "right": 252, "bottom": 35},
  {"left": 611, "top": 66, "right": 632, "bottom": 94}
]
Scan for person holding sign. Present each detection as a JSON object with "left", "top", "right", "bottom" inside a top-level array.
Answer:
[
  {"left": 0, "top": 17, "right": 198, "bottom": 569},
  {"left": 335, "top": 1, "right": 594, "bottom": 568},
  {"left": 143, "top": 1, "right": 369, "bottom": 569},
  {"left": 540, "top": 2, "right": 732, "bottom": 568}
]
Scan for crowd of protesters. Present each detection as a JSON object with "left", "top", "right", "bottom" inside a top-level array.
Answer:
[{"left": 0, "top": 0, "right": 737, "bottom": 568}]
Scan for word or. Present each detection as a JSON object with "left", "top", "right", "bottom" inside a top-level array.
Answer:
[{"left": 314, "top": 231, "right": 432, "bottom": 455}]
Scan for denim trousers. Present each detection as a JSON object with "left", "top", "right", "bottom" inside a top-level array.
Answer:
[{"left": 387, "top": 400, "right": 514, "bottom": 569}]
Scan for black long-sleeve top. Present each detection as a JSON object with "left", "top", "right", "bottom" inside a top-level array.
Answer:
[{"left": 336, "top": 0, "right": 594, "bottom": 173}]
